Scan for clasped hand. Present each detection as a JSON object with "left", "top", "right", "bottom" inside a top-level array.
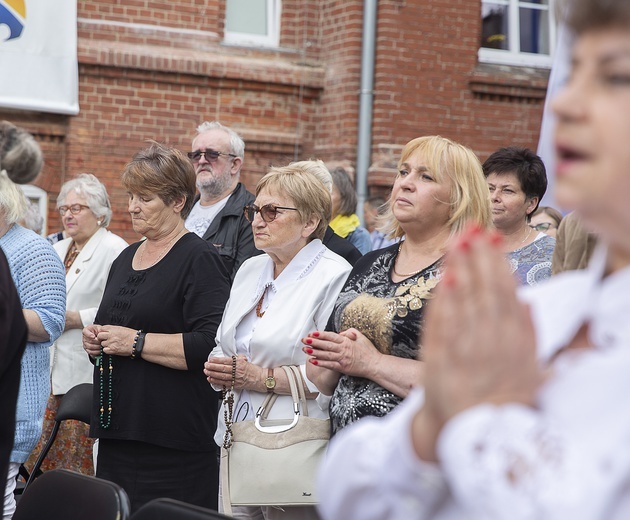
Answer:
[
  {"left": 301, "top": 328, "right": 380, "bottom": 378},
  {"left": 204, "top": 354, "right": 260, "bottom": 390},
  {"left": 82, "top": 324, "right": 137, "bottom": 358}
]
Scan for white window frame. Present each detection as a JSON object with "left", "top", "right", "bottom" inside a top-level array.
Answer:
[
  {"left": 479, "top": 0, "right": 556, "bottom": 68},
  {"left": 223, "top": 0, "right": 281, "bottom": 48},
  {"left": 19, "top": 185, "right": 48, "bottom": 237}
]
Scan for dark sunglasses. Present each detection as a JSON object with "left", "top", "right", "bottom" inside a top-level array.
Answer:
[
  {"left": 530, "top": 222, "right": 556, "bottom": 232},
  {"left": 187, "top": 149, "right": 237, "bottom": 162},
  {"left": 243, "top": 204, "right": 299, "bottom": 223}
]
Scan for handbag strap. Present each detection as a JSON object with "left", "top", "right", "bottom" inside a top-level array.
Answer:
[
  {"left": 254, "top": 365, "right": 308, "bottom": 432},
  {"left": 287, "top": 365, "right": 309, "bottom": 417}
]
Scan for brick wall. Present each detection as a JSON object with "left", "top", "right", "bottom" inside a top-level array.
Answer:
[{"left": 1, "top": 0, "right": 549, "bottom": 241}]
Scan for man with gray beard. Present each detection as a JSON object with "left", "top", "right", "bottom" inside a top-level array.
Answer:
[{"left": 185, "top": 121, "right": 259, "bottom": 281}]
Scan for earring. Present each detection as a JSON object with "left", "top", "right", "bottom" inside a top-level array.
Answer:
[{"left": 97, "top": 220, "right": 102, "bottom": 226}]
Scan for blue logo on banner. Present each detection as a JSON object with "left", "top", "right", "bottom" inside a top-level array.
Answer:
[{"left": 0, "top": 1, "right": 26, "bottom": 42}]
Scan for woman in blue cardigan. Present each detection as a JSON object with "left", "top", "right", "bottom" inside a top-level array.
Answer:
[{"left": 0, "top": 170, "right": 66, "bottom": 519}]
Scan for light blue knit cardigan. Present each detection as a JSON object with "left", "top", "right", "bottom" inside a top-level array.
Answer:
[{"left": 0, "top": 225, "right": 66, "bottom": 463}]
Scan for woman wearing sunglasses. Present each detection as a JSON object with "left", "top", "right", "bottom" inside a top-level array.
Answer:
[
  {"left": 204, "top": 164, "right": 352, "bottom": 519},
  {"left": 301, "top": 135, "right": 492, "bottom": 436}
]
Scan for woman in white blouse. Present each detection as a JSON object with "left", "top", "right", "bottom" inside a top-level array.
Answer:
[
  {"left": 317, "top": 1, "right": 630, "bottom": 518},
  {"left": 29, "top": 174, "right": 127, "bottom": 475},
  {"left": 204, "top": 164, "right": 352, "bottom": 520}
]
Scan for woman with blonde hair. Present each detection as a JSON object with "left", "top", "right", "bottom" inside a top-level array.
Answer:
[{"left": 302, "top": 135, "right": 492, "bottom": 434}]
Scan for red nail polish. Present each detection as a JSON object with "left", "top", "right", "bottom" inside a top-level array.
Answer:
[
  {"left": 489, "top": 230, "right": 503, "bottom": 246},
  {"left": 468, "top": 223, "right": 482, "bottom": 236},
  {"left": 310, "top": 359, "right": 318, "bottom": 366},
  {"left": 442, "top": 270, "right": 455, "bottom": 287},
  {"left": 306, "top": 338, "right": 313, "bottom": 344},
  {"left": 312, "top": 332, "right": 320, "bottom": 337},
  {"left": 305, "top": 347, "right": 313, "bottom": 354},
  {"left": 458, "top": 237, "right": 470, "bottom": 251}
]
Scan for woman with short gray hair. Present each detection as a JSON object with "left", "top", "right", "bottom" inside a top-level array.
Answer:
[{"left": 27, "top": 173, "right": 127, "bottom": 477}]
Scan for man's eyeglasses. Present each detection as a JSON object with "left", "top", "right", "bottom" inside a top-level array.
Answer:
[
  {"left": 529, "top": 222, "right": 556, "bottom": 232},
  {"left": 243, "top": 204, "right": 299, "bottom": 223},
  {"left": 187, "top": 149, "right": 237, "bottom": 163},
  {"left": 58, "top": 204, "right": 90, "bottom": 216}
]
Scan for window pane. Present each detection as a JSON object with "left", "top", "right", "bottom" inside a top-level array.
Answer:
[
  {"left": 225, "top": 0, "right": 268, "bottom": 36},
  {"left": 481, "top": 3, "right": 509, "bottom": 50},
  {"left": 520, "top": 7, "right": 549, "bottom": 54}
]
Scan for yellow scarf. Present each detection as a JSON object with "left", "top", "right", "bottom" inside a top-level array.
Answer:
[{"left": 330, "top": 214, "right": 360, "bottom": 238}]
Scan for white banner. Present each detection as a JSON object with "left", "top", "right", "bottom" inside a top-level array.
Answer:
[{"left": 0, "top": 0, "right": 78, "bottom": 114}]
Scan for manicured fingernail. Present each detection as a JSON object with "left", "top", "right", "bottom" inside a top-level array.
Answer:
[
  {"left": 442, "top": 270, "right": 455, "bottom": 287},
  {"left": 489, "top": 230, "right": 503, "bottom": 246},
  {"left": 305, "top": 348, "right": 313, "bottom": 354},
  {"left": 305, "top": 338, "right": 313, "bottom": 344},
  {"left": 312, "top": 332, "right": 320, "bottom": 337},
  {"left": 468, "top": 223, "right": 482, "bottom": 235},
  {"left": 310, "top": 359, "right": 318, "bottom": 365}
]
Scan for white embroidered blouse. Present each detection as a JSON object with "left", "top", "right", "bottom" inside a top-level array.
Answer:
[{"left": 318, "top": 245, "right": 630, "bottom": 520}]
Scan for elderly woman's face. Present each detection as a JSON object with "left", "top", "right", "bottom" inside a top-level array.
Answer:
[
  {"left": 59, "top": 190, "right": 100, "bottom": 247},
  {"left": 553, "top": 28, "right": 630, "bottom": 248},
  {"left": 128, "top": 191, "right": 180, "bottom": 238},
  {"left": 251, "top": 187, "right": 312, "bottom": 259}
]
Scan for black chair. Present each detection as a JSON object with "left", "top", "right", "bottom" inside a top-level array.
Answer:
[
  {"left": 13, "top": 469, "right": 130, "bottom": 520},
  {"left": 132, "top": 498, "right": 232, "bottom": 520},
  {"left": 22, "top": 382, "right": 93, "bottom": 491}
]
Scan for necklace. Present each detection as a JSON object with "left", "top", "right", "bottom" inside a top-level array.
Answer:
[
  {"left": 139, "top": 229, "right": 185, "bottom": 269},
  {"left": 63, "top": 241, "right": 81, "bottom": 272},
  {"left": 517, "top": 226, "right": 533, "bottom": 248},
  {"left": 393, "top": 242, "right": 425, "bottom": 278},
  {"left": 97, "top": 348, "right": 113, "bottom": 429},
  {"left": 256, "top": 291, "right": 266, "bottom": 318}
]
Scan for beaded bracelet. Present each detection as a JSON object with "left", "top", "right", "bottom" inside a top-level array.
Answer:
[{"left": 130, "top": 329, "right": 144, "bottom": 360}]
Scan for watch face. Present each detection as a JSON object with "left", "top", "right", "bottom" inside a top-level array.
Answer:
[{"left": 265, "top": 377, "right": 276, "bottom": 389}]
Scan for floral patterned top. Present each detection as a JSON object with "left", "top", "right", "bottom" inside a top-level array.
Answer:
[
  {"left": 507, "top": 233, "right": 556, "bottom": 286},
  {"left": 327, "top": 243, "right": 442, "bottom": 434}
]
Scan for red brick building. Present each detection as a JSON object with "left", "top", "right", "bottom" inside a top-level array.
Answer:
[{"left": 1, "top": 0, "right": 553, "bottom": 242}]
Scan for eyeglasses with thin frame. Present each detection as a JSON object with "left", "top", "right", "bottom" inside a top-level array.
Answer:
[
  {"left": 243, "top": 204, "right": 299, "bottom": 223},
  {"left": 187, "top": 149, "right": 237, "bottom": 163},
  {"left": 529, "top": 222, "right": 556, "bottom": 232},
  {"left": 58, "top": 204, "right": 90, "bottom": 216}
]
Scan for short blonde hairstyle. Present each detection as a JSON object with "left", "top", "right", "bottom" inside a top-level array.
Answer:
[
  {"left": 288, "top": 160, "right": 333, "bottom": 194},
  {"left": 380, "top": 135, "right": 492, "bottom": 239},
  {"left": 256, "top": 165, "right": 332, "bottom": 241},
  {"left": 0, "top": 170, "right": 28, "bottom": 226}
]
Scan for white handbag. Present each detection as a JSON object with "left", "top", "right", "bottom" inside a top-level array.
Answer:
[{"left": 220, "top": 365, "right": 329, "bottom": 514}]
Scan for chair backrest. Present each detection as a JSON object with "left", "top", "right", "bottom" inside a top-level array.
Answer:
[
  {"left": 55, "top": 382, "right": 93, "bottom": 423},
  {"left": 132, "top": 498, "right": 231, "bottom": 520},
  {"left": 13, "top": 469, "right": 130, "bottom": 520},
  {"left": 22, "top": 383, "right": 94, "bottom": 490}
]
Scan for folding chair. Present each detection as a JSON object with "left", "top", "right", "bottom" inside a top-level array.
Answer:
[
  {"left": 132, "top": 498, "right": 232, "bottom": 520},
  {"left": 13, "top": 469, "right": 130, "bottom": 520},
  {"left": 22, "top": 382, "right": 93, "bottom": 491}
]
